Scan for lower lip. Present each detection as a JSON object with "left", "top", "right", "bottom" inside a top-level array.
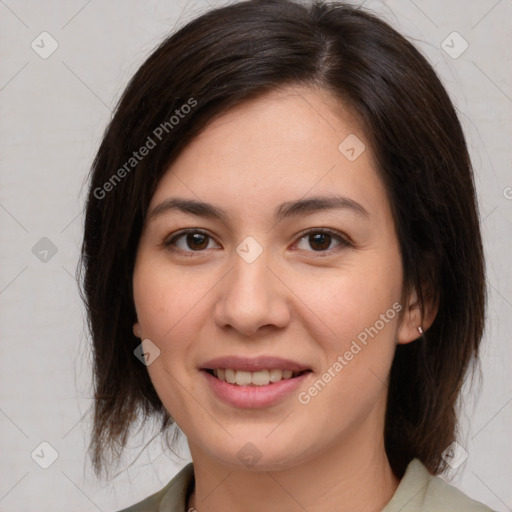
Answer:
[{"left": 201, "top": 370, "right": 311, "bottom": 408}]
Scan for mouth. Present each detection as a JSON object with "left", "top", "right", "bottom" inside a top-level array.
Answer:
[
  {"left": 199, "top": 356, "right": 313, "bottom": 407},
  {"left": 203, "top": 368, "right": 312, "bottom": 386}
]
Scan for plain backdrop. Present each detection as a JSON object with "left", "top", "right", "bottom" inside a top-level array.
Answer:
[{"left": 0, "top": 0, "right": 511, "bottom": 510}]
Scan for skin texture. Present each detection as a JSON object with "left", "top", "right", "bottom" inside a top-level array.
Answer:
[{"left": 132, "top": 85, "right": 436, "bottom": 512}]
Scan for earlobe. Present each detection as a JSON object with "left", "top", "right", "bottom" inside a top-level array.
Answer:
[
  {"left": 133, "top": 322, "right": 141, "bottom": 338},
  {"left": 397, "top": 286, "right": 438, "bottom": 345}
]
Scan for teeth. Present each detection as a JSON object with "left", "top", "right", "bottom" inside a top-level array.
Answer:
[
  {"left": 235, "top": 371, "right": 252, "bottom": 386},
  {"left": 212, "top": 368, "right": 300, "bottom": 386},
  {"left": 225, "top": 368, "right": 236, "bottom": 384},
  {"left": 282, "top": 369, "right": 293, "bottom": 379},
  {"left": 269, "top": 369, "right": 284, "bottom": 382}
]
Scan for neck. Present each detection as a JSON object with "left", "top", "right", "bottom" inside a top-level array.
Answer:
[{"left": 187, "top": 416, "right": 399, "bottom": 512}]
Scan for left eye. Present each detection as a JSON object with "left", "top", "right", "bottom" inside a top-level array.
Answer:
[{"left": 295, "top": 230, "right": 348, "bottom": 252}]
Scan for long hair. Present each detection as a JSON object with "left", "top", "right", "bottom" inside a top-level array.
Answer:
[{"left": 79, "top": 0, "right": 486, "bottom": 478}]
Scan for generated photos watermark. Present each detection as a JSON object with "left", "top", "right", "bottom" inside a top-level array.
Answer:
[
  {"left": 298, "top": 301, "right": 403, "bottom": 405},
  {"left": 94, "top": 97, "right": 197, "bottom": 200}
]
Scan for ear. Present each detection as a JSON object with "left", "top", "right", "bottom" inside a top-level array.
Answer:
[
  {"left": 133, "top": 322, "right": 141, "bottom": 338},
  {"left": 397, "top": 285, "right": 438, "bottom": 345}
]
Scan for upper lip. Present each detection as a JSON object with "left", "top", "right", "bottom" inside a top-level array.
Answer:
[{"left": 200, "top": 356, "right": 311, "bottom": 372}]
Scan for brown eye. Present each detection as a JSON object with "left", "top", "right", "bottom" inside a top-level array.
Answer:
[
  {"left": 164, "top": 230, "right": 219, "bottom": 252},
  {"left": 184, "top": 232, "right": 209, "bottom": 250},
  {"left": 295, "top": 229, "right": 350, "bottom": 253},
  {"left": 308, "top": 232, "right": 332, "bottom": 251}
]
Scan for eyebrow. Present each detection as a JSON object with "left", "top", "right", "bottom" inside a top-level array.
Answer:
[{"left": 148, "top": 194, "right": 370, "bottom": 222}]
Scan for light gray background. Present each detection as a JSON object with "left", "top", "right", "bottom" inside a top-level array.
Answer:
[{"left": 1, "top": 0, "right": 511, "bottom": 510}]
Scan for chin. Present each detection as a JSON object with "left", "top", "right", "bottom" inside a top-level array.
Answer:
[{"left": 199, "top": 433, "right": 312, "bottom": 472}]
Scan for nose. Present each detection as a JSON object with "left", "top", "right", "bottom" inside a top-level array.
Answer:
[{"left": 213, "top": 248, "right": 291, "bottom": 337}]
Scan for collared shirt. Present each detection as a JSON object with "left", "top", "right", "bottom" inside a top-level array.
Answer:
[{"left": 117, "top": 458, "right": 495, "bottom": 512}]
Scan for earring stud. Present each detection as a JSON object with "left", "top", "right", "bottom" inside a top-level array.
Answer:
[{"left": 417, "top": 326, "right": 423, "bottom": 335}]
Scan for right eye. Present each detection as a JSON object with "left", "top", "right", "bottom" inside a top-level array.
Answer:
[{"left": 163, "top": 229, "right": 221, "bottom": 253}]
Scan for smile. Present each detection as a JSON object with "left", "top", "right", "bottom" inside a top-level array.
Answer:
[{"left": 206, "top": 368, "right": 309, "bottom": 386}]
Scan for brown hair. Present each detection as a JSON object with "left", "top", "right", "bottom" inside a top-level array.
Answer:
[{"left": 79, "top": 0, "right": 486, "bottom": 478}]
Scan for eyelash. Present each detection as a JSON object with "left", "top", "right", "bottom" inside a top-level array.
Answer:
[{"left": 161, "top": 228, "right": 352, "bottom": 256}]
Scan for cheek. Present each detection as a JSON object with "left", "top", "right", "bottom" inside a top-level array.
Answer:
[
  {"left": 133, "top": 255, "right": 206, "bottom": 340},
  {"left": 294, "top": 284, "right": 398, "bottom": 419},
  {"left": 132, "top": 253, "right": 223, "bottom": 398},
  {"left": 297, "top": 263, "right": 401, "bottom": 342},
  {"left": 292, "top": 258, "right": 402, "bottom": 398},
  {"left": 132, "top": 256, "right": 206, "bottom": 418}
]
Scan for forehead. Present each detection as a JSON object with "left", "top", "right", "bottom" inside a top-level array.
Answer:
[
  {"left": 148, "top": 85, "right": 386, "bottom": 219},
  {"left": 182, "top": 85, "right": 368, "bottom": 163}
]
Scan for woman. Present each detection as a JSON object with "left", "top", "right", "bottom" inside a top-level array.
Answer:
[{"left": 79, "top": 1, "right": 495, "bottom": 510}]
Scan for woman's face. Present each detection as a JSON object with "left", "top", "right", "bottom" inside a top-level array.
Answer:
[{"left": 133, "top": 86, "right": 416, "bottom": 470}]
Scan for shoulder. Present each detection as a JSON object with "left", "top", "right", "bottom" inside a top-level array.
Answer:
[
  {"left": 382, "top": 458, "right": 495, "bottom": 512},
  {"left": 116, "top": 462, "right": 195, "bottom": 512}
]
